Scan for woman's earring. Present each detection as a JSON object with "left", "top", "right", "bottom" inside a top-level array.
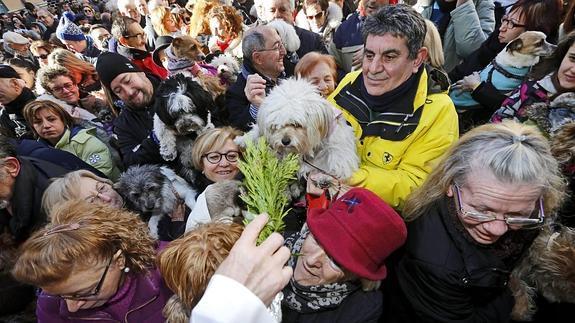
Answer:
[{"left": 123, "top": 267, "right": 130, "bottom": 273}]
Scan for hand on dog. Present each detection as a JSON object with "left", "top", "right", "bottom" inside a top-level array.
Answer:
[
  {"left": 452, "top": 72, "right": 481, "bottom": 95},
  {"left": 216, "top": 213, "right": 292, "bottom": 306},
  {"left": 352, "top": 48, "right": 364, "bottom": 70},
  {"left": 245, "top": 74, "right": 267, "bottom": 108}
]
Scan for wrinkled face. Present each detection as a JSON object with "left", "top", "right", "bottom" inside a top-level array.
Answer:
[
  {"left": 41, "top": 255, "right": 125, "bottom": 313},
  {"left": 110, "top": 72, "right": 154, "bottom": 109},
  {"left": 304, "top": 4, "right": 326, "bottom": 31},
  {"left": 202, "top": 139, "right": 241, "bottom": 182},
  {"left": 0, "top": 161, "right": 18, "bottom": 206},
  {"left": 362, "top": 33, "right": 420, "bottom": 96},
  {"left": 122, "top": 22, "right": 147, "bottom": 51},
  {"left": 47, "top": 75, "right": 80, "bottom": 104},
  {"left": 62, "top": 39, "right": 88, "bottom": 54},
  {"left": 294, "top": 233, "right": 345, "bottom": 286},
  {"left": 0, "top": 78, "right": 23, "bottom": 105},
  {"left": 32, "top": 108, "right": 66, "bottom": 145},
  {"left": 77, "top": 177, "right": 124, "bottom": 209},
  {"left": 305, "top": 62, "right": 335, "bottom": 97},
  {"left": 498, "top": 8, "right": 526, "bottom": 44},
  {"left": 10, "top": 65, "right": 34, "bottom": 89},
  {"left": 360, "top": 0, "right": 388, "bottom": 17},
  {"left": 118, "top": 2, "right": 141, "bottom": 22},
  {"left": 9, "top": 42, "right": 29, "bottom": 54},
  {"left": 252, "top": 28, "right": 286, "bottom": 78},
  {"left": 557, "top": 42, "right": 575, "bottom": 90},
  {"left": 136, "top": 0, "right": 149, "bottom": 16},
  {"left": 448, "top": 170, "right": 542, "bottom": 245},
  {"left": 91, "top": 27, "right": 112, "bottom": 51},
  {"left": 37, "top": 10, "right": 54, "bottom": 27},
  {"left": 263, "top": 0, "right": 293, "bottom": 24}
]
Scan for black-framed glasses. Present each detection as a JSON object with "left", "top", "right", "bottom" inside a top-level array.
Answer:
[
  {"left": 123, "top": 32, "right": 145, "bottom": 39},
  {"left": 34, "top": 54, "right": 48, "bottom": 59},
  {"left": 306, "top": 11, "right": 324, "bottom": 20},
  {"left": 202, "top": 151, "right": 240, "bottom": 164},
  {"left": 59, "top": 256, "right": 113, "bottom": 300},
  {"left": 256, "top": 41, "right": 285, "bottom": 53},
  {"left": 453, "top": 184, "right": 544, "bottom": 228},
  {"left": 501, "top": 15, "right": 526, "bottom": 29}
]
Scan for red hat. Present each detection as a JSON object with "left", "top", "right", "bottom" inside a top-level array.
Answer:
[{"left": 307, "top": 188, "right": 407, "bottom": 281}]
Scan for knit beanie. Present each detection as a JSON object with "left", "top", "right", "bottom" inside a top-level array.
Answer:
[
  {"left": 56, "top": 12, "right": 86, "bottom": 42},
  {"left": 96, "top": 52, "right": 143, "bottom": 89}
]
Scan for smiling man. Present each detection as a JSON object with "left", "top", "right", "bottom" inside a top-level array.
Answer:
[{"left": 328, "top": 4, "right": 459, "bottom": 210}]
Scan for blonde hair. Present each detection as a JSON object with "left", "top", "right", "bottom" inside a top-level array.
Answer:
[
  {"left": 191, "top": 126, "right": 242, "bottom": 170},
  {"left": 48, "top": 48, "right": 98, "bottom": 84},
  {"left": 403, "top": 122, "right": 566, "bottom": 222},
  {"left": 423, "top": 19, "right": 444, "bottom": 71},
  {"left": 23, "top": 100, "right": 76, "bottom": 138},
  {"left": 150, "top": 6, "right": 181, "bottom": 36},
  {"left": 158, "top": 222, "right": 243, "bottom": 322},
  {"left": 42, "top": 170, "right": 114, "bottom": 215},
  {"left": 12, "top": 200, "right": 155, "bottom": 287}
]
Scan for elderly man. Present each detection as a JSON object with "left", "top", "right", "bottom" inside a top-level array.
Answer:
[
  {"left": 118, "top": 0, "right": 157, "bottom": 50},
  {"left": 327, "top": 5, "right": 458, "bottom": 209},
  {"left": 2, "top": 31, "right": 37, "bottom": 66},
  {"left": 36, "top": 8, "right": 57, "bottom": 41},
  {"left": 95, "top": 52, "right": 164, "bottom": 167},
  {"left": 0, "top": 65, "right": 35, "bottom": 138},
  {"left": 225, "top": 25, "right": 287, "bottom": 131}
]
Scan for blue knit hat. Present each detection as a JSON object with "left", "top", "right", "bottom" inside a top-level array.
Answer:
[{"left": 56, "top": 12, "right": 86, "bottom": 42}]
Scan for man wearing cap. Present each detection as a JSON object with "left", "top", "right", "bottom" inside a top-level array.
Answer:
[
  {"left": 2, "top": 31, "right": 37, "bottom": 66},
  {"left": 56, "top": 13, "right": 101, "bottom": 63},
  {"left": 96, "top": 52, "right": 164, "bottom": 167},
  {"left": 327, "top": 4, "right": 458, "bottom": 210},
  {"left": 0, "top": 65, "right": 35, "bottom": 138},
  {"left": 111, "top": 16, "right": 167, "bottom": 79}
]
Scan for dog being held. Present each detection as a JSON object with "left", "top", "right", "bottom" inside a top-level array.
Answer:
[
  {"left": 115, "top": 164, "right": 197, "bottom": 240},
  {"left": 237, "top": 78, "right": 359, "bottom": 188},
  {"left": 450, "top": 31, "right": 555, "bottom": 109},
  {"left": 153, "top": 73, "right": 218, "bottom": 166},
  {"left": 209, "top": 53, "right": 241, "bottom": 85},
  {"left": 509, "top": 222, "right": 575, "bottom": 321}
]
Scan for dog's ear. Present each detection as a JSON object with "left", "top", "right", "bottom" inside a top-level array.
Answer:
[{"left": 507, "top": 38, "right": 524, "bottom": 53}]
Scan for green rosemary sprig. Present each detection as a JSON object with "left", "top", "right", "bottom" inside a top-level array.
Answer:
[{"left": 238, "top": 137, "right": 299, "bottom": 244}]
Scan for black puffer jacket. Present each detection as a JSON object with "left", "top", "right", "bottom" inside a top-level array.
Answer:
[{"left": 384, "top": 197, "right": 537, "bottom": 323}]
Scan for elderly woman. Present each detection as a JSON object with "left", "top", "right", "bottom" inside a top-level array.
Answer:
[
  {"left": 282, "top": 187, "right": 407, "bottom": 322},
  {"left": 295, "top": 52, "right": 337, "bottom": 97},
  {"left": 11, "top": 200, "right": 172, "bottom": 321},
  {"left": 383, "top": 122, "right": 565, "bottom": 322}
]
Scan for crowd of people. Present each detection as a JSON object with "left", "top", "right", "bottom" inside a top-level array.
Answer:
[{"left": 0, "top": 0, "right": 574, "bottom": 322}]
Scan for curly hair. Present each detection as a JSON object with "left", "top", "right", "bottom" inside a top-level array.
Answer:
[
  {"left": 36, "top": 64, "right": 76, "bottom": 94},
  {"left": 207, "top": 5, "right": 243, "bottom": 41},
  {"left": 11, "top": 200, "right": 156, "bottom": 287},
  {"left": 158, "top": 222, "right": 243, "bottom": 322},
  {"left": 188, "top": 0, "right": 220, "bottom": 37}
]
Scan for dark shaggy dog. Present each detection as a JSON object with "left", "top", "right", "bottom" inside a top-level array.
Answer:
[{"left": 115, "top": 164, "right": 196, "bottom": 240}]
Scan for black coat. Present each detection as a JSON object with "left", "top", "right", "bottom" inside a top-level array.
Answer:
[
  {"left": 112, "top": 75, "right": 165, "bottom": 167},
  {"left": 384, "top": 197, "right": 535, "bottom": 323},
  {"left": 282, "top": 289, "right": 382, "bottom": 323},
  {"left": 294, "top": 25, "right": 328, "bottom": 59},
  {"left": 0, "top": 87, "right": 35, "bottom": 138}
]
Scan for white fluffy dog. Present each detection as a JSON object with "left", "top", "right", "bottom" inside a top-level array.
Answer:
[{"left": 239, "top": 78, "right": 359, "bottom": 182}]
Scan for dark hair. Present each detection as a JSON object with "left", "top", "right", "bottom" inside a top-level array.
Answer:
[
  {"left": 7, "top": 57, "right": 39, "bottom": 73},
  {"left": 303, "top": 0, "right": 329, "bottom": 12},
  {"left": 0, "top": 135, "right": 17, "bottom": 159},
  {"left": 510, "top": 0, "right": 562, "bottom": 43},
  {"left": 111, "top": 16, "right": 138, "bottom": 40},
  {"left": 530, "top": 31, "right": 575, "bottom": 80}
]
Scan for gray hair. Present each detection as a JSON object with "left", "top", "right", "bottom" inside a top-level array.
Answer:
[
  {"left": 404, "top": 122, "right": 566, "bottom": 221},
  {"left": 0, "top": 135, "right": 17, "bottom": 172},
  {"left": 362, "top": 4, "right": 426, "bottom": 60},
  {"left": 242, "top": 27, "right": 268, "bottom": 62}
]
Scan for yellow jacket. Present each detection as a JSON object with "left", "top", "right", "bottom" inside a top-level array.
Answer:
[{"left": 328, "top": 67, "right": 459, "bottom": 209}]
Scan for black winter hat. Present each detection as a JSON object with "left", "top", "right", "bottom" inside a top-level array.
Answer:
[
  {"left": 0, "top": 65, "right": 22, "bottom": 79},
  {"left": 96, "top": 52, "right": 142, "bottom": 89}
]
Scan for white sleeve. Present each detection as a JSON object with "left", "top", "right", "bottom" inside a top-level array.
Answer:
[
  {"left": 191, "top": 275, "right": 277, "bottom": 323},
  {"left": 185, "top": 189, "right": 212, "bottom": 232}
]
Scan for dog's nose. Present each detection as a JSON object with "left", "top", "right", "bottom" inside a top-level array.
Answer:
[{"left": 281, "top": 137, "right": 291, "bottom": 146}]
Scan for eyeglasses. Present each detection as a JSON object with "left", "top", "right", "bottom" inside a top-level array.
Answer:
[
  {"left": 202, "top": 151, "right": 240, "bottom": 164},
  {"left": 59, "top": 256, "right": 113, "bottom": 300},
  {"left": 124, "top": 32, "right": 145, "bottom": 39},
  {"left": 34, "top": 54, "right": 48, "bottom": 59},
  {"left": 50, "top": 82, "right": 76, "bottom": 94},
  {"left": 306, "top": 11, "right": 324, "bottom": 20},
  {"left": 84, "top": 9, "right": 93, "bottom": 13},
  {"left": 501, "top": 15, "right": 526, "bottom": 29},
  {"left": 256, "top": 41, "right": 285, "bottom": 53},
  {"left": 85, "top": 182, "right": 108, "bottom": 204},
  {"left": 453, "top": 184, "right": 544, "bottom": 228}
]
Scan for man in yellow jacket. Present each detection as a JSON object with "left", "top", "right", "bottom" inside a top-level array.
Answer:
[{"left": 328, "top": 4, "right": 458, "bottom": 210}]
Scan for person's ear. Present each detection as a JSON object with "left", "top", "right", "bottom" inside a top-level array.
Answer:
[
  {"left": 3, "top": 157, "right": 21, "bottom": 178},
  {"left": 412, "top": 47, "right": 428, "bottom": 73},
  {"left": 446, "top": 184, "right": 454, "bottom": 198},
  {"left": 112, "top": 249, "right": 126, "bottom": 269},
  {"left": 118, "top": 36, "right": 129, "bottom": 46},
  {"left": 251, "top": 52, "right": 262, "bottom": 66}
]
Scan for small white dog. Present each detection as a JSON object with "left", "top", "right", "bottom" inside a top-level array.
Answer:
[{"left": 238, "top": 78, "right": 359, "bottom": 183}]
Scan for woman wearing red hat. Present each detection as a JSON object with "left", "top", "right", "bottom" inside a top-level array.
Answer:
[{"left": 282, "top": 187, "right": 407, "bottom": 323}]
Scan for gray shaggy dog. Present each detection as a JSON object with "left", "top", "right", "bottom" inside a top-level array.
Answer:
[
  {"left": 510, "top": 222, "right": 575, "bottom": 321},
  {"left": 115, "top": 164, "right": 196, "bottom": 239}
]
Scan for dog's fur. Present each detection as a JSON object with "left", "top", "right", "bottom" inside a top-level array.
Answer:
[
  {"left": 267, "top": 19, "right": 301, "bottom": 53},
  {"left": 210, "top": 53, "right": 241, "bottom": 85},
  {"left": 451, "top": 31, "right": 555, "bottom": 108},
  {"left": 510, "top": 223, "right": 575, "bottom": 321},
  {"left": 204, "top": 179, "right": 244, "bottom": 221},
  {"left": 153, "top": 74, "right": 217, "bottom": 166},
  {"left": 237, "top": 78, "right": 359, "bottom": 183},
  {"left": 115, "top": 164, "right": 197, "bottom": 239},
  {"left": 525, "top": 92, "right": 575, "bottom": 135}
]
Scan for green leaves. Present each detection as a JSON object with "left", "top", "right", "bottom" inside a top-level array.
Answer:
[{"left": 238, "top": 137, "right": 299, "bottom": 244}]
